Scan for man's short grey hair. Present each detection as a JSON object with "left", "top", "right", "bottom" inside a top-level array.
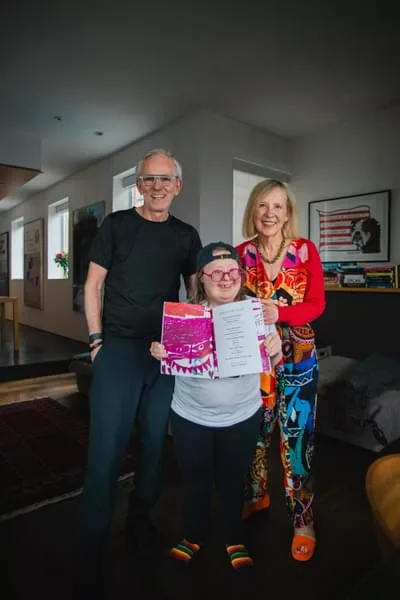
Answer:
[{"left": 136, "top": 148, "right": 182, "bottom": 179}]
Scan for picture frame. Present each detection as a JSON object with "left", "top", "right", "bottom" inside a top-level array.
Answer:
[
  {"left": 72, "top": 201, "right": 105, "bottom": 312},
  {"left": 24, "top": 218, "right": 44, "bottom": 309},
  {"left": 308, "top": 190, "right": 391, "bottom": 263},
  {"left": 0, "top": 231, "right": 10, "bottom": 296}
]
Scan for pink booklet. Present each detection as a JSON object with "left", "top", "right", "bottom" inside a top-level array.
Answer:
[{"left": 160, "top": 298, "right": 271, "bottom": 379}]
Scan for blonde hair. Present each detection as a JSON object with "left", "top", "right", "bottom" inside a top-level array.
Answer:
[{"left": 241, "top": 179, "right": 299, "bottom": 240}]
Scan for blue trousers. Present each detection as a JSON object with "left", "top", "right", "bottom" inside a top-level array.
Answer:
[{"left": 79, "top": 337, "right": 175, "bottom": 552}]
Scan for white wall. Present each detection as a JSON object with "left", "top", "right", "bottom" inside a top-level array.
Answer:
[
  {"left": 196, "top": 110, "right": 293, "bottom": 245},
  {"left": 0, "top": 109, "right": 291, "bottom": 341},
  {"left": 291, "top": 107, "right": 400, "bottom": 263}
]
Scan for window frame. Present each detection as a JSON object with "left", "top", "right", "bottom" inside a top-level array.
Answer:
[
  {"left": 10, "top": 216, "right": 24, "bottom": 280},
  {"left": 47, "top": 198, "right": 70, "bottom": 280}
]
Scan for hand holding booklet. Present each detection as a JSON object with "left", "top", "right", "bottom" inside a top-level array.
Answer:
[{"left": 160, "top": 298, "right": 271, "bottom": 379}]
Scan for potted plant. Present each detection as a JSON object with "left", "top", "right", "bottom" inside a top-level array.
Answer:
[{"left": 54, "top": 251, "right": 69, "bottom": 278}]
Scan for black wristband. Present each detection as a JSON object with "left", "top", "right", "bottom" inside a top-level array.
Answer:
[
  {"left": 89, "top": 332, "right": 103, "bottom": 345},
  {"left": 89, "top": 339, "right": 103, "bottom": 349}
]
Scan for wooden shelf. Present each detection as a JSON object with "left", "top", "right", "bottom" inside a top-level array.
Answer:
[{"left": 325, "top": 286, "right": 400, "bottom": 293}]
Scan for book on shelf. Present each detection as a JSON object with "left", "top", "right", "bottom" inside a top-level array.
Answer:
[
  {"left": 392, "top": 264, "right": 400, "bottom": 288},
  {"left": 323, "top": 262, "right": 400, "bottom": 289}
]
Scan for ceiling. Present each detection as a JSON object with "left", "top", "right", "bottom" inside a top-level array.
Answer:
[{"left": 1, "top": 0, "right": 399, "bottom": 210}]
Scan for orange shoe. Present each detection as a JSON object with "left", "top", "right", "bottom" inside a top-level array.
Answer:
[
  {"left": 242, "top": 494, "right": 270, "bottom": 519},
  {"left": 291, "top": 534, "right": 316, "bottom": 562}
]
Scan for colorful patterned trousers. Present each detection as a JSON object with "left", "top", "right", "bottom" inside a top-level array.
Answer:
[{"left": 244, "top": 355, "right": 319, "bottom": 528}]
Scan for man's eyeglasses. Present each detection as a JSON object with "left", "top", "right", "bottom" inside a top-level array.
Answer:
[
  {"left": 137, "top": 175, "right": 178, "bottom": 188},
  {"left": 202, "top": 268, "right": 242, "bottom": 282}
]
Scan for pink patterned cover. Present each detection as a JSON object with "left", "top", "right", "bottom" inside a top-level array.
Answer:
[
  {"left": 161, "top": 302, "right": 216, "bottom": 377},
  {"left": 160, "top": 299, "right": 270, "bottom": 379}
]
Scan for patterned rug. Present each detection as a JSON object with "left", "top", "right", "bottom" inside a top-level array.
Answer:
[{"left": 0, "top": 397, "right": 136, "bottom": 520}]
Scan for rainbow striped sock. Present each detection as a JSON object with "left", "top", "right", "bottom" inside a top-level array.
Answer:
[
  {"left": 226, "top": 544, "right": 253, "bottom": 570},
  {"left": 169, "top": 538, "right": 201, "bottom": 564}
]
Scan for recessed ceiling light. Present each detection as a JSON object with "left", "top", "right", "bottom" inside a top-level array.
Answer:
[{"left": 94, "top": 131, "right": 104, "bottom": 136}]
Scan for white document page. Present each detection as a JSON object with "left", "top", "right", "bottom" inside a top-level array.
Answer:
[{"left": 212, "top": 299, "right": 263, "bottom": 378}]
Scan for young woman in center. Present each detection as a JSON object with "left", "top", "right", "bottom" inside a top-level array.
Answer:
[{"left": 150, "top": 241, "right": 282, "bottom": 571}]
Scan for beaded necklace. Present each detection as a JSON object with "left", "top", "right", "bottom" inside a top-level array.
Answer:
[{"left": 256, "top": 236, "right": 286, "bottom": 264}]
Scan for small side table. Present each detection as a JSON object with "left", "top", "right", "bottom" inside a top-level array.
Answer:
[{"left": 0, "top": 296, "right": 20, "bottom": 352}]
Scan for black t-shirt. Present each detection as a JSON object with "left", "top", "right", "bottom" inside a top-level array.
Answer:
[{"left": 89, "top": 208, "right": 202, "bottom": 340}]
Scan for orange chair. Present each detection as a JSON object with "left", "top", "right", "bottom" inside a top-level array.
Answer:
[{"left": 365, "top": 453, "right": 400, "bottom": 559}]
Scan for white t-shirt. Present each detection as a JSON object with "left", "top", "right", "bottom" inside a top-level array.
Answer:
[{"left": 171, "top": 373, "right": 261, "bottom": 428}]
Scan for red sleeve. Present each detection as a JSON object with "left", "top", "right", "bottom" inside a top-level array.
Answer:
[{"left": 278, "top": 240, "right": 326, "bottom": 326}]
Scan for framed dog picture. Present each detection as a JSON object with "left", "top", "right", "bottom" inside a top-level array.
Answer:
[{"left": 308, "top": 190, "right": 391, "bottom": 263}]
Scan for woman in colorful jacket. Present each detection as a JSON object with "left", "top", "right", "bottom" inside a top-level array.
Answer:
[{"left": 236, "top": 179, "right": 326, "bottom": 562}]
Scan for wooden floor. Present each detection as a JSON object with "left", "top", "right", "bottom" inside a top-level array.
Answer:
[
  {"left": 0, "top": 372, "right": 78, "bottom": 405},
  {"left": 0, "top": 375, "right": 395, "bottom": 600},
  {"left": 0, "top": 321, "right": 87, "bottom": 381}
]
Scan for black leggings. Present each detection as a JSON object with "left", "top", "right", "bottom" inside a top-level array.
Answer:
[{"left": 170, "top": 409, "right": 261, "bottom": 544}]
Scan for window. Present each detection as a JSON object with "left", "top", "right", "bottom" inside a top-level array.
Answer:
[
  {"left": 11, "top": 217, "right": 24, "bottom": 280},
  {"left": 233, "top": 170, "right": 266, "bottom": 246},
  {"left": 48, "top": 198, "right": 69, "bottom": 279},
  {"left": 113, "top": 167, "right": 143, "bottom": 212}
]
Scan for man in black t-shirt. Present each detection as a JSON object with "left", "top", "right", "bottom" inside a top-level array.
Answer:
[{"left": 78, "top": 149, "right": 202, "bottom": 569}]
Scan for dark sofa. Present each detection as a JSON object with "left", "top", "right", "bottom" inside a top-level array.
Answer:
[{"left": 69, "top": 352, "right": 92, "bottom": 397}]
